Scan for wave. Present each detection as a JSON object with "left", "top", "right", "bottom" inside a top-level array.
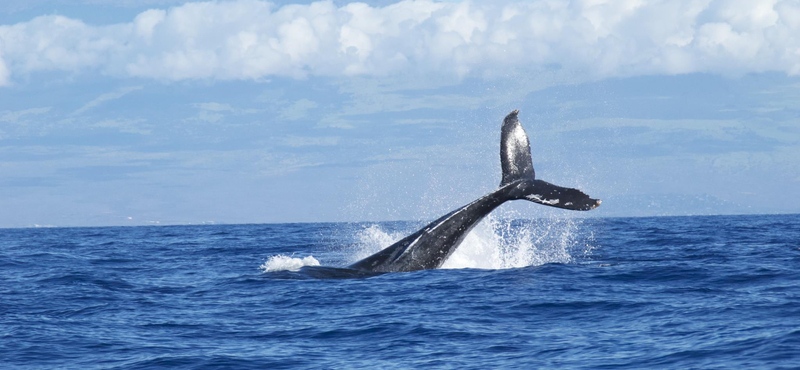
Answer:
[{"left": 260, "top": 255, "right": 320, "bottom": 272}]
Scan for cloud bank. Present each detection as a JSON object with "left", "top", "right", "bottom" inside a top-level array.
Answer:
[
  {"left": 1, "top": 0, "right": 799, "bottom": 86},
  {"left": 74, "top": 86, "right": 143, "bottom": 115}
]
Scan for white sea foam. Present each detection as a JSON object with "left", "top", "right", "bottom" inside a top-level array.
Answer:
[
  {"left": 260, "top": 255, "right": 320, "bottom": 272},
  {"left": 350, "top": 214, "right": 593, "bottom": 270}
]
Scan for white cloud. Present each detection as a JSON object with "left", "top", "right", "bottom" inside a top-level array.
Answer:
[
  {"left": 282, "top": 135, "right": 340, "bottom": 147},
  {"left": 315, "top": 116, "right": 358, "bottom": 129},
  {"left": 0, "top": 107, "right": 51, "bottom": 123},
  {"left": 1, "top": 0, "right": 800, "bottom": 85},
  {"left": 194, "top": 102, "right": 236, "bottom": 112},
  {"left": 393, "top": 118, "right": 454, "bottom": 125},
  {"left": 133, "top": 9, "right": 166, "bottom": 42},
  {"left": 185, "top": 101, "right": 259, "bottom": 123},
  {"left": 74, "top": 86, "right": 143, "bottom": 115},
  {"left": 191, "top": 110, "right": 225, "bottom": 124},
  {"left": 279, "top": 98, "right": 318, "bottom": 120},
  {"left": 0, "top": 53, "right": 9, "bottom": 86},
  {"left": 93, "top": 118, "right": 152, "bottom": 135}
]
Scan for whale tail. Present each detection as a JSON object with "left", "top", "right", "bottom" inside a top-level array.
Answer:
[{"left": 499, "top": 110, "right": 601, "bottom": 211}]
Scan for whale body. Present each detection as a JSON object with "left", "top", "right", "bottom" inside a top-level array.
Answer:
[{"left": 349, "top": 110, "right": 601, "bottom": 273}]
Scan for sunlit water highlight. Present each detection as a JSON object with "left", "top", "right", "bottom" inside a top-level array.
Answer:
[{"left": 2, "top": 214, "right": 799, "bottom": 369}]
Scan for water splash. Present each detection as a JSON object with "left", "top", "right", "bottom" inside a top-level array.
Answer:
[
  {"left": 348, "top": 214, "right": 594, "bottom": 270},
  {"left": 349, "top": 224, "right": 408, "bottom": 263},
  {"left": 260, "top": 255, "right": 320, "bottom": 272},
  {"left": 444, "top": 215, "right": 591, "bottom": 269}
]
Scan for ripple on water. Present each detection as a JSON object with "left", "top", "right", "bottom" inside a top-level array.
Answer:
[{"left": 0, "top": 214, "right": 798, "bottom": 368}]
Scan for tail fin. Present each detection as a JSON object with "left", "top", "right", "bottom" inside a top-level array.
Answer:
[
  {"left": 519, "top": 180, "right": 602, "bottom": 211},
  {"left": 499, "top": 110, "right": 601, "bottom": 211},
  {"left": 500, "top": 110, "right": 535, "bottom": 186}
]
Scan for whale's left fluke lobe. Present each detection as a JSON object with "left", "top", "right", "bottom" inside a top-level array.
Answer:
[{"left": 500, "top": 110, "right": 535, "bottom": 186}]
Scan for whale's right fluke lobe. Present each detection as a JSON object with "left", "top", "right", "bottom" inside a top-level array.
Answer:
[{"left": 514, "top": 180, "right": 602, "bottom": 211}]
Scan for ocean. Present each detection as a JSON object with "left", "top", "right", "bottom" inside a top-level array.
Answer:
[{"left": 1, "top": 214, "right": 799, "bottom": 369}]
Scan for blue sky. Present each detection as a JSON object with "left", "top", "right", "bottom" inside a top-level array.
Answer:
[{"left": 1, "top": 0, "right": 799, "bottom": 227}]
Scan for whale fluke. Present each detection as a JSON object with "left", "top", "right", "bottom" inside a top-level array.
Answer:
[
  {"left": 500, "top": 110, "right": 600, "bottom": 211},
  {"left": 348, "top": 110, "right": 600, "bottom": 272}
]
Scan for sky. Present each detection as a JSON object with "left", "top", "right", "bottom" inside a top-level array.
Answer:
[{"left": 1, "top": 0, "right": 799, "bottom": 227}]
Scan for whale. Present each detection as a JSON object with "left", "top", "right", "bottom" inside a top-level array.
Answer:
[{"left": 349, "top": 110, "right": 601, "bottom": 273}]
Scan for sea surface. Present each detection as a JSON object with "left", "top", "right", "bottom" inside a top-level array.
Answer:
[{"left": 1, "top": 214, "right": 799, "bottom": 369}]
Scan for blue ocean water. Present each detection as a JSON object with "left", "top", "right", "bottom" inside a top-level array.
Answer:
[{"left": 1, "top": 214, "right": 799, "bottom": 369}]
